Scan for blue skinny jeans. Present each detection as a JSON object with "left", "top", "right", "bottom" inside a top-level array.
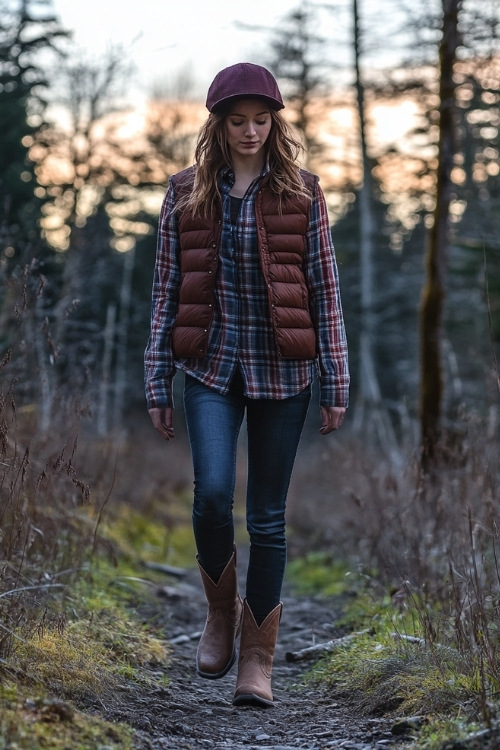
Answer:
[{"left": 183, "top": 372, "right": 311, "bottom": 623}]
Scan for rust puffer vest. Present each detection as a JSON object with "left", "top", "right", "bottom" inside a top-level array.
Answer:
[{"left": 171, "top": 166, "right": 318, "bottom": 360}]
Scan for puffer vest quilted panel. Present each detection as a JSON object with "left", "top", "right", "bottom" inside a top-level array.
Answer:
[
  {"left": 255, "top": 183, "right": 316, "bottom": 359},
  {"left": 170, "top": 167, "right": 317, "bottom": 360}
]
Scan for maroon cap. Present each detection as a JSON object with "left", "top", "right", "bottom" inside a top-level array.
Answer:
[{"left": 206, "top": 62, "right": 284, "bottom": 113}]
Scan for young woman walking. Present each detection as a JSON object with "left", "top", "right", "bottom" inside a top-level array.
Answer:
[{"left": 145, "top": 62, "right": 349, "bottom": 707}]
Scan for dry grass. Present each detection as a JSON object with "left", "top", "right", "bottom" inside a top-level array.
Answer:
[{"left": 287, "top": 405, "right": 500, "bottom": 723}]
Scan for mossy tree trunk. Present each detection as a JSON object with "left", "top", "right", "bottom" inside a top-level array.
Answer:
[{"left": 419, "top": 0, "right": 461, "bottom": 468}]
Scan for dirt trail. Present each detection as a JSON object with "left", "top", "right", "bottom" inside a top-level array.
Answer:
[{"left": 96, "top": 548, "right": 410, "bottom": 750}]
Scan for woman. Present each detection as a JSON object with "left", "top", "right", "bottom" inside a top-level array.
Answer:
[{"left": 145, "top": 62, "right": 349, "bottom": 707}]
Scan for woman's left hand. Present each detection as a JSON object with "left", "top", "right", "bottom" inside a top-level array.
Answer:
[{"left": 319, "top": 406, "right": 346, "bottom": 435}]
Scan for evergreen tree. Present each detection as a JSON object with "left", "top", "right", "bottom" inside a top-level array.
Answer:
[
  {"left": 0, "top": 0, "right": 67, "bottom": 264},
  {"left": 267, "top": 2, "right": 331, "bottom": 169}
]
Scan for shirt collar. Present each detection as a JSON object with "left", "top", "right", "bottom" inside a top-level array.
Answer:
[{"left": 219, "top": 162, "right": 270, "bottom": 194}]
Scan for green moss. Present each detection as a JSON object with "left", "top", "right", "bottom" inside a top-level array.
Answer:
[
  {"left": 0, "top": 684, "right": 135, "bottom": 750},
  {"left": 308, "top": 574, "right": 482, "bottom": 715},
  {"left": 160, "top": 523, "right": 197, "bottom": 568},
  {"left": 98, "top": 503, "right": 196, "bottom": 568},
  {"left": 14, "top": 628, "right": 114, "bottom": 698},
  {"left": 5, "top": 540, "right": 171, "bottom": 704},
  {"left": 316, "top": 631, "right": 477, "bottom": 714},
  {"left": 292, "top": 563, "right": 492, "bottom": 747},
  {"left": 13, "top": 610, "right": 168, "bottom": 699},
  {"left": 410, "top": 718, "right": 482, "bottom": 749},
  {"left": 0, "top": 496, "right": 183, "bottom": 749},
  {"left": 286, "top": 551, "right": 351, "bottom": 595}
]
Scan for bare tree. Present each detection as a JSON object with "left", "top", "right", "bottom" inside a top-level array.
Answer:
[
  {"left": 419, "top": 0, "right": 461, "bottom": 467},
  {"left": 29, "top": 47, "right": 138, "bottom": 427},
  {"left": 34, "top": 46, "right": 135, "bottom": 250},
  {"left": 143, "top": 100, "right": 201, "bottom": 178},
  {"left": 267, "top": 1, "right": 331, "bottom": 169},
  {"left": 349, "top": 0, "right": 399, "bottom": 456}
]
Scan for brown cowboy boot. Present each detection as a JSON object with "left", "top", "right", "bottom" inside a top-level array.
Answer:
[
  {"left": 196, "top": 546, "right": 243, "bottom": 679},
  {"left": 233, "top": 599, "right": 282, "bottom": 707}
]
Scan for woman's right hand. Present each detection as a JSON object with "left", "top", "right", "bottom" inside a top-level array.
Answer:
[{"left": 148, "top": 407, "right": 175, "bottom": 441}]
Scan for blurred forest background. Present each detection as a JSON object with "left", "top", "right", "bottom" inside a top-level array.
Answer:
[
  {"left": 1, "top": 0, "right": 499, "bottom": 600},
  {"left": 2, "top": 0, "right": 499, "bottom": 450}
]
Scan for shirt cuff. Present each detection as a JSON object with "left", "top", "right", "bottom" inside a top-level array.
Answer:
[
  {"left": 319, "top": 380, "right": 349, "bottom": 408},
  {"left": 145, "top": 377, "right": 174, "bottom": 410}
]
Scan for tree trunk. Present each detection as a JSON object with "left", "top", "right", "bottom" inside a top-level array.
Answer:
[
  {"left": 351, "top": 0, "right": 398, "bottom": 457},
  {"left": 112, "top": 245, "right": 135, "bottom": 435},
  {"left": 97, "top": 303, "right": 116, "bottom": 436},
  {"left": 354, "top": 0, "right": 375, "bottom": 408},
  {"left": 419, "top": 0, "right": 460, "bottom": 468}
]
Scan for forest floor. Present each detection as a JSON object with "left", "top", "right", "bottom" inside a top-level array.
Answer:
[
  {"left": 6, "top": 413, "right": 498, "bottom": 748},
  {"left": 80, "top": 548, "right": 415, "bottom": 750}
]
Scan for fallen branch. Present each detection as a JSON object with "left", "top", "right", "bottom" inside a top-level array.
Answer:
[
  {"left": 390, "top": 633, "right": 427, "bottom": 646},
  {"left": 390, "top": 632, "right": 458, "bottom": 654},
  {"left": 0, "top": 583, "right": 64, "bottom": 600},
  {"left": 0, "top": 621, "right": 30, "bottom": 644},
  {"left": 285, "top": 628, "right": 374, "bottom": 662},
  {"left": 142, "top": 561, "right": 186, "bottom": 578}
]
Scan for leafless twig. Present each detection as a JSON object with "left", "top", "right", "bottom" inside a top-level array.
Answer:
[
  {"left": 0, "top": 583, "right": 64, "bottom": 600},
  {"left": 285, "top": 628, "right": 374, "bottom": 662}
]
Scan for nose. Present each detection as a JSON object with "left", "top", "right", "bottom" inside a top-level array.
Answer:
[{"left": 244, "top": 121, "right": 256, "bottom": 137}]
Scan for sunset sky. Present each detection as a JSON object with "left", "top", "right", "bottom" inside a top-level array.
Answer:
[
  {"left": 49, "top": 0, "right": 410, "bottom": 107},
  {"left": 51, "top": 0, "right": 304, "bottom": 100},
  {"left": 44, "top": 0, "right": 424, "bottom": 239}
]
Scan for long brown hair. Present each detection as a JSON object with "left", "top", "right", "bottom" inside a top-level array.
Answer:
[{"left": 177, "top": 104, "right": 311, "bottom": 218}]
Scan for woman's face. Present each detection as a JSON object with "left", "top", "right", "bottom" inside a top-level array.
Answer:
[{"left": 225, "top": 99, "right": 272, "bottom": 161}]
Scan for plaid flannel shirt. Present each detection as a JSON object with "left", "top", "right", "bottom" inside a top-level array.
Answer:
[{"left": 144, "top": 166, "right": 349, "bottom": 409}]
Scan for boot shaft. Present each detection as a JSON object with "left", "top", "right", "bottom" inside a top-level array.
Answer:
[
  {"left": 239, "top": 599, "right": 282, "bottom": 655},
  {"left": 233, "top": 599, "right": 282, "bottom": 707},
  {"left": 197, "top": 545, "right": 239, "bottom": 605},
  {"left": 196, "top": 545, "right": 243, "bottom": 679}
]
